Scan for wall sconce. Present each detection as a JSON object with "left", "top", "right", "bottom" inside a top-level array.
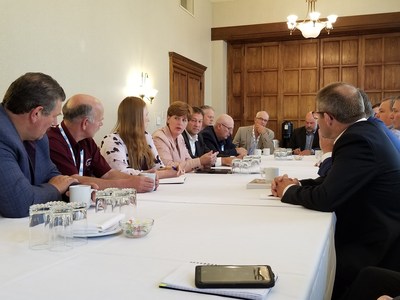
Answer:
[{"left": 138, "top": 72, "right": 158, "bottom": 104}]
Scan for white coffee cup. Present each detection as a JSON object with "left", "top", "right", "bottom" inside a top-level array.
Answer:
[
  {"left": 263, "top": 148, "right": 270, "bottom": 156},
  {"left": 254, "top": 149, "right": 262, "bottom": 156},
  {"left": 139, "top": 172, "right": 156, "bottom": 191},
  {"left": 69, "top": 185, "right": 96, "bottom": 208},
  {"left": 260, "top": 167, "right": 279, "bottom": 182}
]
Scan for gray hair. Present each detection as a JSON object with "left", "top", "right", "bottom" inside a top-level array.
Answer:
[
  {"left": 316, "top": 82, "right": 365, "bottom": 124},
  {"left": 2, "top": 72, "right": 65, "bottom": 115},
  {"left": 62, "top": 100, "right": 94, "bottom": 122}
]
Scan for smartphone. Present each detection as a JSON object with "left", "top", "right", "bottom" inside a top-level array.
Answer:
[{"left": 195, "top": 265, "right": 275, "bottom": 289}]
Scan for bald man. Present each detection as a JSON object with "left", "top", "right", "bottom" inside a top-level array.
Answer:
[
  {"left": 47, "top": 94, "right": 155, "bottom": 193},
  {"left": 288, "top": 111, "right": 320, "bottom": 155},
  {"left": 233, "top": 111, "right": 274, "bottom": 154},
  {"left": 200, "top": 114, "right": 247, "bottom": 159}
]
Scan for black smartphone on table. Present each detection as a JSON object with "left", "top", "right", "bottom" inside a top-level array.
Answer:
[{"left": 195, "top": 265, "right": 275, "bottom": 289}]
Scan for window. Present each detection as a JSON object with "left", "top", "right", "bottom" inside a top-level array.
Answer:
[{"left": 180, "top": 0, "right": 194, "bottom": 16}]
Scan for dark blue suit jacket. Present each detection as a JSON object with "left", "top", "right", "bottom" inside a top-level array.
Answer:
[
  {"left": 283, "top": 120, "right": 400, "bottom": 298},
  {"left": 200, "top": 126, "right": 238, "bottom": 157},
  {"left": 182, "top": 130, "right": 210, "bottom": 159},
  {"left": 0, "top": 105, "right": 61, "bottom": 218},
  {"left": 318, "top": 117, "right": 400, "bottom": 177},
  {"left": 288, "top": 126, "right": 320, "bottom": 151}
]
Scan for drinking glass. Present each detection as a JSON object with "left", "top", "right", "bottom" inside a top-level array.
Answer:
[
  {"left": 70, "top": 202, "right": 88, "bottom": 246},
  {"left": 113, "top": 189, "right": 137, "bottom": 219},
  {"left": 29, "top": 204, "right": 51, "bottom": 250},
  {"left": 49, "top": 205, "right": 74, "bottom": 252},
  {"left": 231, "top": 159, "right": 242, "bottom": 174}
]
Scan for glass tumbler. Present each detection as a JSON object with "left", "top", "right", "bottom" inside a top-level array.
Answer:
[
  {"left": 231, "top": 159, "right": 242, "bottom": 174},
  {"left": 70, "top": 202, "right": 88, "bottom": 246},
  {"left": 117, "top": 189, "right": 137, "bottom": 220},
  {"left": 49, "top": 205, "right": 74, "bottom": 252},
  {"left": 29, "top": 204, "right": 51, "bottom": 250}
]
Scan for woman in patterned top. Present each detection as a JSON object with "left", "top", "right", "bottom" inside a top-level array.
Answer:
[{"left": 100, "top": 97, "right": 179, "bottom": 178}]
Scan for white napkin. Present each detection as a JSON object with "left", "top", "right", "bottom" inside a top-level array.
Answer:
[{"left": 73, "top": 213, "right": 125, "bottom": 235}]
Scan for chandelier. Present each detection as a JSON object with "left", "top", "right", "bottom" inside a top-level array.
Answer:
[{"left": 287, "top": 0, "right": 338, "bottom": 38}]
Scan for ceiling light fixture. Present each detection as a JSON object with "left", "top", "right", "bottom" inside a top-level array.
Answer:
[{"left": 287, "top": 0, "right": 337, "bottom": 39}]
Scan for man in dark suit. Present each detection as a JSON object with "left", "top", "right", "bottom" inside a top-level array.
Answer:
[
  {"left": 288, "top": 111, "right": 320, "bottom": 155},
  {"left": 201, "top": 114, "right": 247, "bottom": 158},
  {"left": 182, "top": 107, "right": 210, "bottom": 159},
  {"left": 271, "top": 82, "right": 400, "bottom": 300}
]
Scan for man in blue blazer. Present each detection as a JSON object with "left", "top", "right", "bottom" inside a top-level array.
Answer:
[
  {"left": 272, "top": 82, "right": 400, "bottom": 300},
  {"left": 0, "top": 73, "right": 78, "bottom": 218}
]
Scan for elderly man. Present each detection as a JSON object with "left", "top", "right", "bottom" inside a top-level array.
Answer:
[
  {"left": 47, "top": 94, "right": 155, "bottom": 193},
  {"left": 233, "top": 111, "right": 274, "bottom": 154},
  {"left": 201, "top": 114, "right": 247, "bottom": 159},
  {"left": 288, "top": 111, "right": 320, "bottom": 155},
  {"left": 0, "top": 73, "right": 77, "bottom": 218},
  {"left": 272, "top": 82, "right": 400, "bottom": 300}
]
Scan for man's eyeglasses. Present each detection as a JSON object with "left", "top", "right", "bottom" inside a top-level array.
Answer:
[
  {"left": 256, "top": 117, "right": 269, "bottom": 122},
  {"left": 220, "top": 123, "right": 234, "bottom": 132}
]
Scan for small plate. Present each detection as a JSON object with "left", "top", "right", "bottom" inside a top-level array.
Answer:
[{"left": 73, "top": 224, "right": 122, "bottom": 238}]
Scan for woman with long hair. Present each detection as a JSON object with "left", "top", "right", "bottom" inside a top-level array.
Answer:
[{"left": 100, "top": 96, "right": 179, "bottom": 178}]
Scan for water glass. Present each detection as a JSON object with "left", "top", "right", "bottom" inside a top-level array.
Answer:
[
  {"left": 29, "top": 204, "right": 51, "bottom": 250},
  {"left": 231, "top": 159, "right": 242, "bottom": 174},
  {"left": 49, "top": 205, "right": 74, "bottom": 252},
  {"left": 70, "top": 202, "right": 88, "bottom": 246}
]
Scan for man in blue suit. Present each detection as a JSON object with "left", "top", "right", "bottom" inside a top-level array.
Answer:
[
  {"left": 0, "top": 73, "right": 77, "bottom": 218},
  {"left": 272, "top": 82, "right": 400, "bottom": 300}
]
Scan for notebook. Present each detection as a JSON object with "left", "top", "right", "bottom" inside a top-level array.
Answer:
[
  {"left": 159, "top": 262, "right": 273, "bottom": 300},
  {"left": 159, "top": 176, "right": 186, "bottom": 184},
  {"left": 246, "top": 178, "right": 271, "bottom": 189}
]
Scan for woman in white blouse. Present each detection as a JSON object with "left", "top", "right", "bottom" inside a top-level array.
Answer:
[{"left": 100, "top": 97, "right": 179, "bottom": 178}]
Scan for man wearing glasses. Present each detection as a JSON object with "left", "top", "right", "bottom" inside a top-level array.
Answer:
[
  {"left": 200, "top": 114, "right": 247, "bottom": 159},
  {"left": 233, "top": 111, "right": 275, "bottom": 155},
  {"left": 271, "top": 82, "right": 400, "bottom": 300}
]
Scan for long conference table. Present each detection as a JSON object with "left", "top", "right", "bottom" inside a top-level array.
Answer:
[{"left": 0, "top": 156, "right": 336, "bottom": 300}]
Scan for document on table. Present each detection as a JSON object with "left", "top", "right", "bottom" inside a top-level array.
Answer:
[
  {"left": 159, "top": 176, "right": 186, "bottom": 184},
  {"left": 159, "top": 263, "right": 273, "bottom": 300}
]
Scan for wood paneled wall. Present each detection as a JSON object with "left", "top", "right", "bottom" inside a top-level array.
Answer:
[{"left": 227, "top": 33, "right": 400, "bottom": 142}]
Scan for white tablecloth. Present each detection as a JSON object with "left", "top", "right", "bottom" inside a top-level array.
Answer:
[{"left": 0, "top": 156, "right": 335, "bottom": 300}]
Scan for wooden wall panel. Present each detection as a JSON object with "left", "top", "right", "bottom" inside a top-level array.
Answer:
[
  {"left": 384, "top": 36, "right": 400, "bottom": 62},
  {"left": 301, "top": 70, "right": 318, "bottom": 93},
  {"left": 283, "top": 70, "right": 299, "bottom": 93},
  {"left": 262, "top": 71, "right": 278, "bottom": 94},
  {"left": 226, "top": 32, "right": 400, "bottom": 144},
  {"left": 342, "top": 40, "right": 359, "bottom": 64},
  {"left": 263, "top": 45, "right": 279, "bottom": 68},
  {"left": 384, "top": 65, "right": 400, "bottom": 90},
  {"left": 322, "top": 68, "right": 340, "bottom": 86},
  {"left": 362, "top": 34, "right": 400, "bottom": 105}
]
